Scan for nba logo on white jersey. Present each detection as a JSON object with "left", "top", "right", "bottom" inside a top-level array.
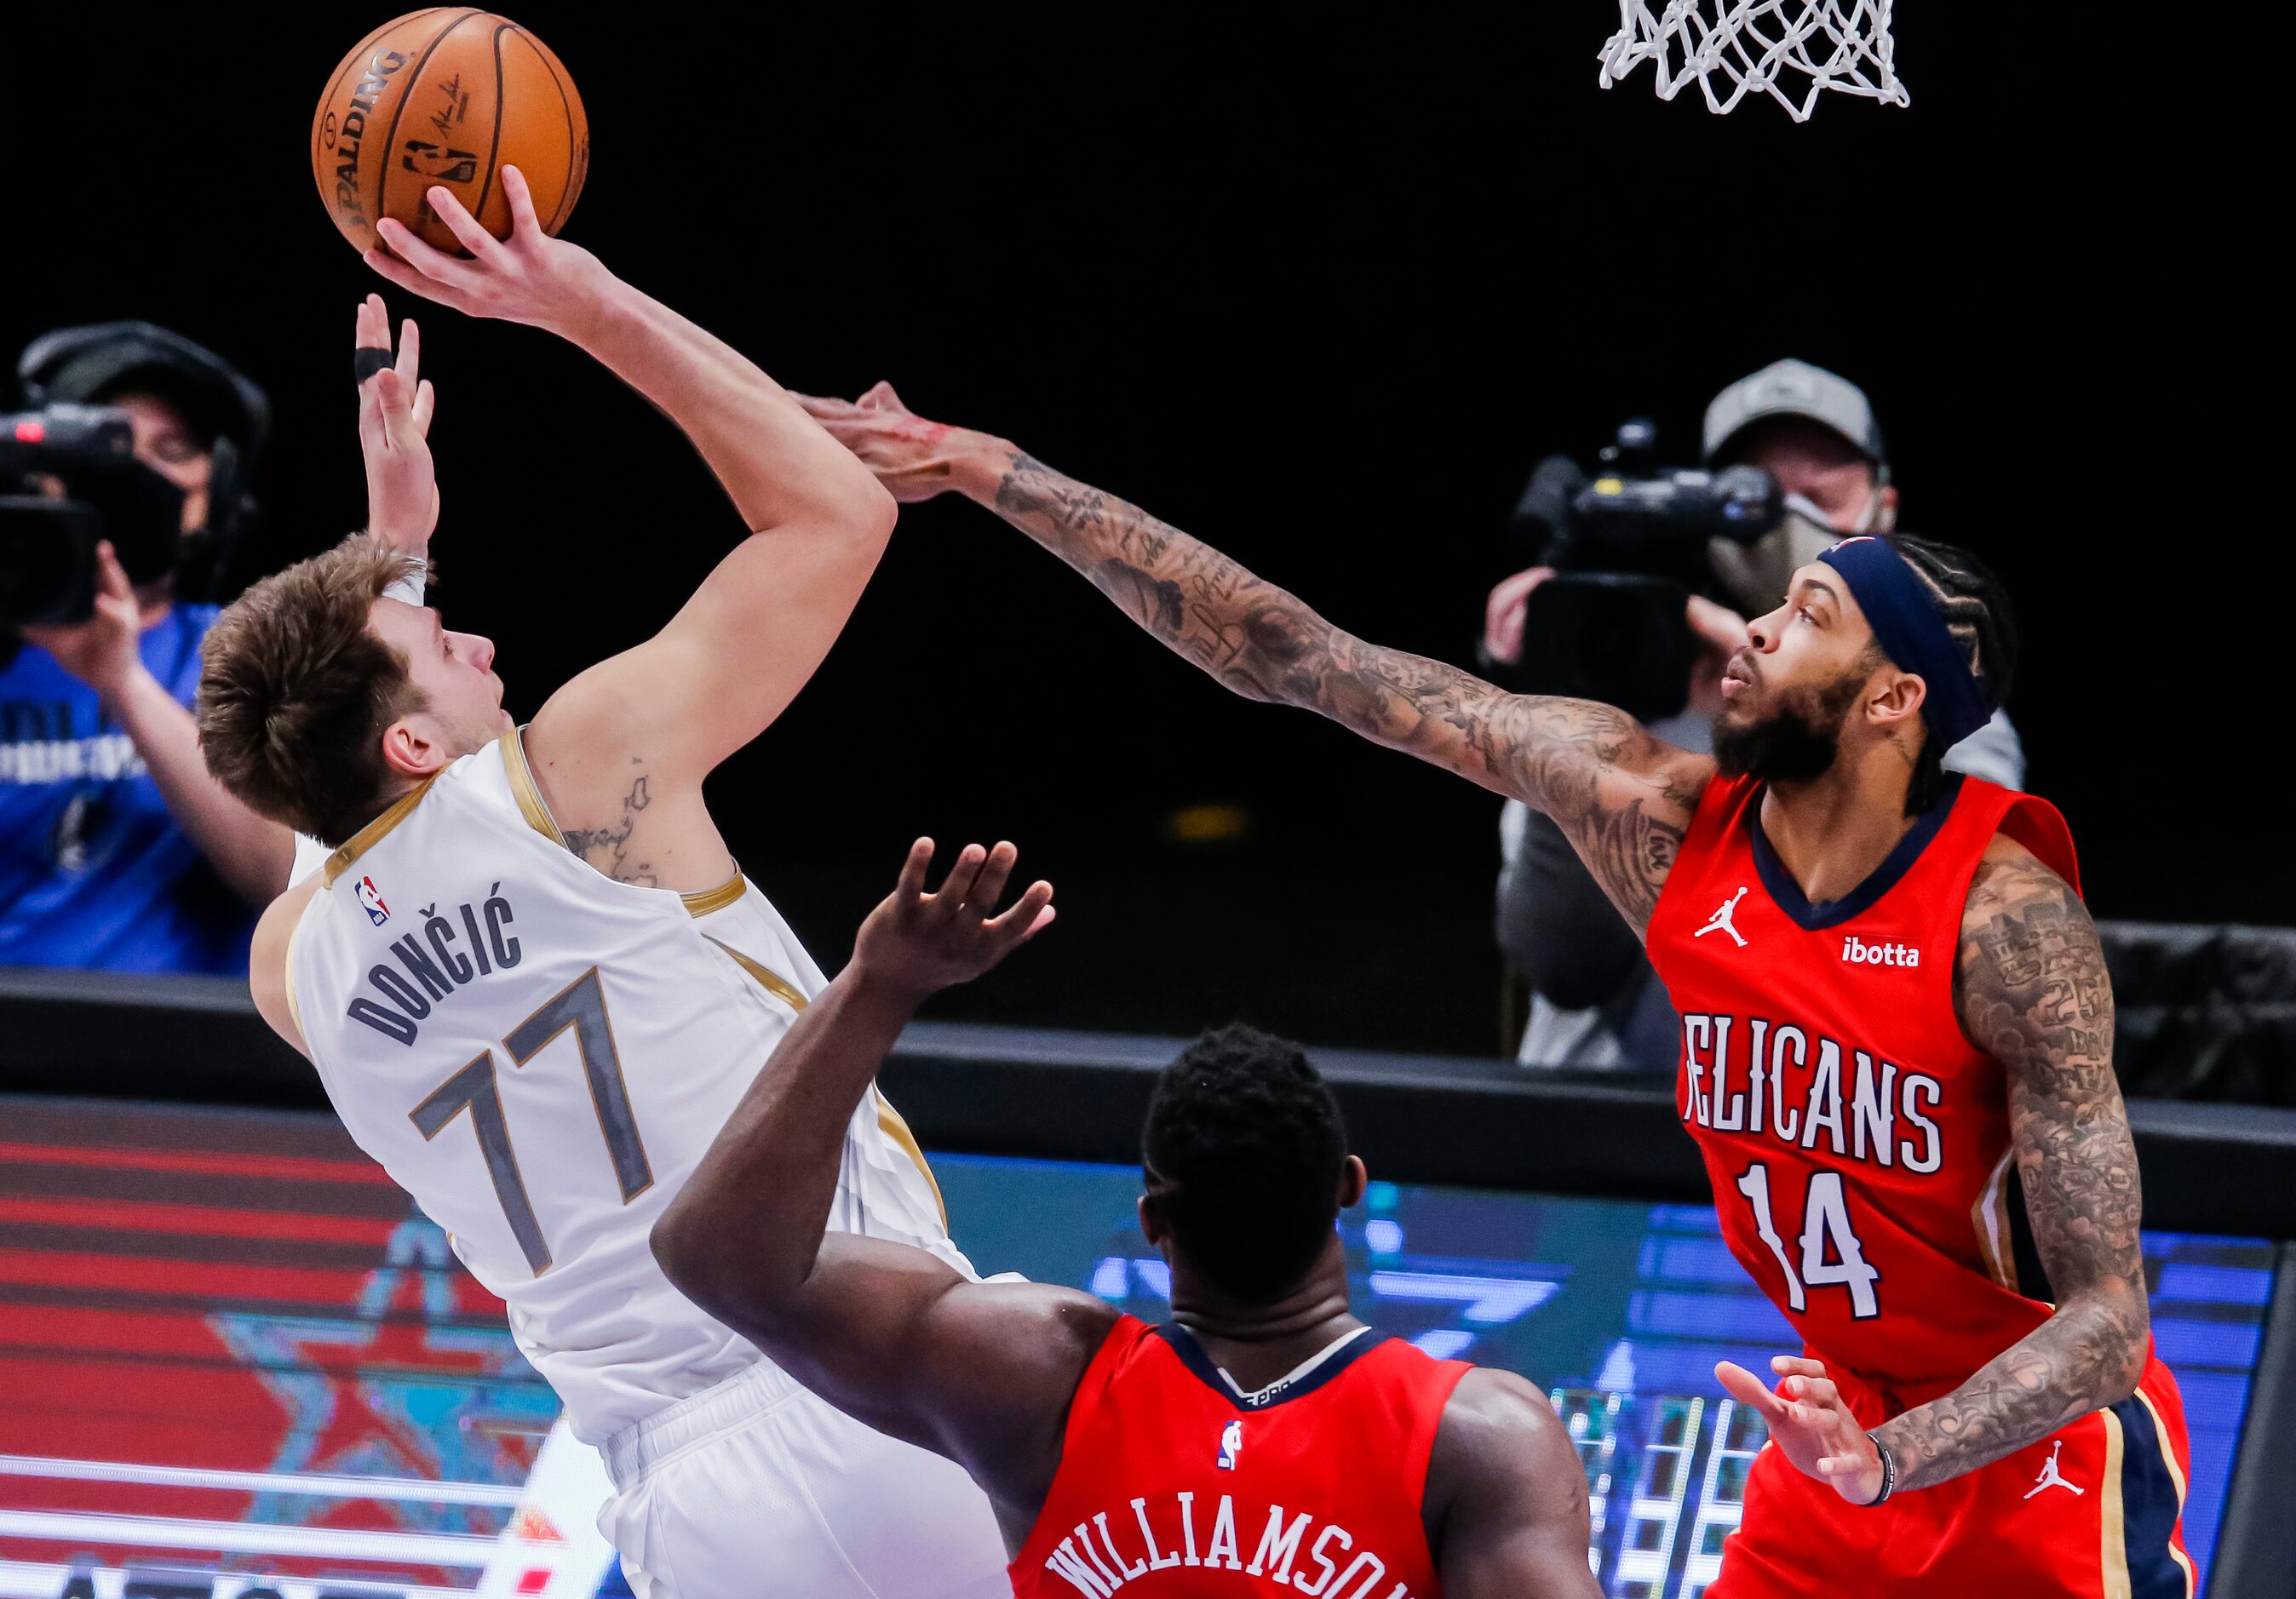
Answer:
[
  {"left": 355, "top": 874, "right": 390, "bottom": 926},
  {"left": 1217, "top": 1420, "right": 1243, "bottom": 1471}
]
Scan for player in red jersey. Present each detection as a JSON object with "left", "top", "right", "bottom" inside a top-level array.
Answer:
[
  {"left": 792, "top": 389, "right": 2187, "bottom": 1596},
  {"left": 651, "top": 838, "right": 1601, "bottom": 1597}
]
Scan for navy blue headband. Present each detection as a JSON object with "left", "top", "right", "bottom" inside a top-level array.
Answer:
[{"left": 1815, "top": 536, "right": 1994, "bottom": 748}]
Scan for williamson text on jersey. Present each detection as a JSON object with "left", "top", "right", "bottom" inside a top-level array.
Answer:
[{"left": 1038, "top": 1491, "right": 1422, "bottom": 1598}]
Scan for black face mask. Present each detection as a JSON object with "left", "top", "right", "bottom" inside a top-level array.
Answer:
[
  {"left": 0, "top": 405, "right": 189, "bottom": 627},
  {"left": 1713, "top": 668, "right": 1865, "bottom": 784}
]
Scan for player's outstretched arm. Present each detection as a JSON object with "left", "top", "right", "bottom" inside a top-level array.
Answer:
[
  {"left": 1719, "top": 836, "right": 2149, "bottom": 1501},
  {"left": 1426, "top": 1368, "right": 1604, "bottom": 1597},
  {"left": 651, "top": 840, "right": 1108, "bottom": 1539},
  {"left": 363, "top": 171, "right": 896, "bottom": 824},
  {"left": 801, "top": 387, "right": 1711, "bottom": 933}
]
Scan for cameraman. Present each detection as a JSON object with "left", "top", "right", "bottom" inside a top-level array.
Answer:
[
  {"left": 1484, "top": 359, "right": 2024, "bottom": 1072},
  {"left": 1, "top": 307, "right": 439, "bottom": 973},
  {"left": 0, "top": 322, "right": 295, "bottom": 972}
]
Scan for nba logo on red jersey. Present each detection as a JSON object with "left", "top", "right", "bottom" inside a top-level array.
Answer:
[
  {"left": 1217, "top": 1419, "right": 1242, "bottom": 1470},
  {"left": 355, "top": 874, "right": 390, "bottom": 926}
]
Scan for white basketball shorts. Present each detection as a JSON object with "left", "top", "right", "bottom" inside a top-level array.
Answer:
[{"left": 597, "top": 1358, "right": 1013, "bottom": 1599}]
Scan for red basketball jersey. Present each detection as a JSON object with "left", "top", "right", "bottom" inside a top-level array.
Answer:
[
  {"left": 1645, "top": 772, "right": 2081, "bottom": 1401},
  {"left": 1011, "top": 1315, "right": 1470, "bottom": 1598}
]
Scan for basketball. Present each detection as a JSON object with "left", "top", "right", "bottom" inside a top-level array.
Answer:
[{"left": 311, "top": 9, "right": 588, "bottom": 256}]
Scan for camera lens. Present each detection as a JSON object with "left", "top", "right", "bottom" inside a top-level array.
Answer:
[{"left": 0, "top": 496, "right": 93, "bottom": 626}]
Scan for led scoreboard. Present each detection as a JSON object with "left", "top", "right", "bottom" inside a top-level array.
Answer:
[{"left": 0, "top": 1100, "right": 2277, "bottom": 1598}]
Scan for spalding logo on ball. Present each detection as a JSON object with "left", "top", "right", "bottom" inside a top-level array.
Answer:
[{"left": 313, "top": 9, "right": 588, "bottom": 255}]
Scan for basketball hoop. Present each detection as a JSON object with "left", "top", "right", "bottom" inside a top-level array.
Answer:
[{"left": 1598, "top": 1, "right": 1909, "bottom": 121}]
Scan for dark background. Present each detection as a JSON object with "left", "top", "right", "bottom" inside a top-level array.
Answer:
[{"left": 3, "top": 5, "right": 2276, "bottom": 1054}]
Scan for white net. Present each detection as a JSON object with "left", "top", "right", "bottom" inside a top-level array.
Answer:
[{"left": 1598, "top": 0, "right": 1908, "bottom": 121}]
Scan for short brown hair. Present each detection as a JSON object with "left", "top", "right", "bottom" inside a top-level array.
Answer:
[{"left": 198, "top": 534, "right": 426, "bottom": 845}]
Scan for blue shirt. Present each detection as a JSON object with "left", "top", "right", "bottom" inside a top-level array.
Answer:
[{"left": 0, "top": 603, "right": 255, "bottom": 974}]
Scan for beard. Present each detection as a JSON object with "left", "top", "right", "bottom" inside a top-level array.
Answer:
[{"left": 1713, "top": 668, "right": 1866, "bottom": 784}]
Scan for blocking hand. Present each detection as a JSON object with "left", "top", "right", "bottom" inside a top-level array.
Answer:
[
  {"left": 797, "top": 383, "right": 986, "bottom": 504},
  {"left": 852, "top": 839, "right": 1056, "bottom": 1005}
]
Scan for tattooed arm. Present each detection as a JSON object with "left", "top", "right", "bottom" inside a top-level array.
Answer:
[
  {"left": 1721, "top": 834, "right": 2150, "bottom": 1499},
  {"left": 1873, "top": 835, "right": 2150, "bottom": 1488},
  {"left": 799, "top": 386, "right": 1713, "bottom": 934}
]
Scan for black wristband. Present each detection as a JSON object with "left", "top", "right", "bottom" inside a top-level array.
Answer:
[
  {"left": 1863, "top": 1431, "right": 1897, "bottom": 1506},
  {"left": 353, "top": 347, "right": 393, "bottom": 385}
]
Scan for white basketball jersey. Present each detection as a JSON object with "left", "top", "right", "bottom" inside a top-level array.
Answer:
[{"left": 286, "top": 729, "right": 970, "bottom": 1444}]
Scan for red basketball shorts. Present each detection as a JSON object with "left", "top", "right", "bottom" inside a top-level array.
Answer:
[{"left": 1708, "top": 1350, "right": 2195, "bottom": 1598}]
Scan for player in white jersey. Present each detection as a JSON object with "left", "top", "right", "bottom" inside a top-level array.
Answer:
[{"left": 197, "top": 169, "right": 1012, "bottom": 1598}]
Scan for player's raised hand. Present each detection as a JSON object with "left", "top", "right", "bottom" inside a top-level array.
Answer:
[
  {"left": 796, "top": 384, "right": 989, "bottom": 503},
  {"left": 1716, "top": 1356, "right": 1886, "bottom": 1504},
  {"left": 363, "top": 167, "right": 612, "bottom": 340},
  {"left": 852, "top": 839, "right": 1056, "bottom": 1004},
  {"left": 356, "top": 294, "right": 439, "bottom": 550}
]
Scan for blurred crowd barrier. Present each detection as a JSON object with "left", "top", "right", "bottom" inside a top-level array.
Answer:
[
  {"left": 4, "top": 968, "right": 2296, "bottom": 1238},
  {"left": 2101, "top": 923, "right": 2296, "bottom": 1106}
]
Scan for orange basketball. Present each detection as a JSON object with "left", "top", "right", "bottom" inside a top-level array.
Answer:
[{"left": 312, "top": 9, "right": 588, "bottom": 256}]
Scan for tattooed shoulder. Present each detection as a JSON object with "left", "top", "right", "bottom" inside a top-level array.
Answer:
[
  {"left": 1954, "top": 838, "right": 2113, "bottom": 1069},
  {"left": 1954, "top": 835, "right": 2138, "bottom": 1265},
  {"left": 560, "top": 770, "right": 660, "bottom": 889}
]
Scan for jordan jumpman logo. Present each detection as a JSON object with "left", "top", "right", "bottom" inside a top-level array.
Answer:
[
  {"left": 2023, "top": 1441, "right": 2083, "bottom": 1499},
  {"left": 1695, "top": 886, "right": 1750, "bottom": 947}
]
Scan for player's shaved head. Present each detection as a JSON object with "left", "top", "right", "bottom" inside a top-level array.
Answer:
[{"left": 1142, "top": 1024, "right": 1350, "bottom": 1304}]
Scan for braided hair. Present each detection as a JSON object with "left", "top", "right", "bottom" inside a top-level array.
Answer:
[
  {"left": 1881, "top": 534, "right": 2019, "bottom": 814},
  {"left": 1142, "top": 1024, "right": 1348, "bottom": 1304}
]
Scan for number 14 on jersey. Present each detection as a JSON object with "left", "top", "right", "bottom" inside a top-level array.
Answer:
[{"left": 1735, "top": 1161, "right": 1881, "bottom": 1319}]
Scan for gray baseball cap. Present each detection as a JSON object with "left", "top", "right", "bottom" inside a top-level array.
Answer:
[{"left": 1702, "top": 358, "right": 1884, "bottom": 467}]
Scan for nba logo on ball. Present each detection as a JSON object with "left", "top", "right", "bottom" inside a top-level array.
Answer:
[
  {"left": 1217, "top": 1420, "right": 1243, "bottom": 1470},
  {"left": 311, "top": 11, "right": 589, "bottom": 256},
  {"left": 356, "top": 875, "right": 390, "bottom": 926}
]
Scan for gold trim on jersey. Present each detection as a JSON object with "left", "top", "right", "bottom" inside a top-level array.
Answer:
[
  {"left": 875, "top": 1091, "right": 948, "bottom": 1228},
  {"left": 498, "top": 726, "right": 568, "bottom": 846},
  {"left": 1970, "top": 1148, "right": 2018, "bottom": 1292},
  {"left": 321, "top": 776, "right": 440, "bottom": 887},
  {"left": 501, "top": 727, "right": 743, "bottom": 909},
  {"left": 2131, "top": 1385, "right": 2197, "bottom": 1596},
  {"left": 682, "top": 871, "right": 748, "bottom": 916},
  {"left": 704, "top": 935, "right": 808, "bottom": 1013},
  {"left": 701, "top": 934, "right": 948, "bottom": 1225},
  {"left": 2129, "top": 1385, "right": 2188, "bottom": 1507},
  {"left": 2100, "top": 1405, "right": 2130, "bottom": 1599}
]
